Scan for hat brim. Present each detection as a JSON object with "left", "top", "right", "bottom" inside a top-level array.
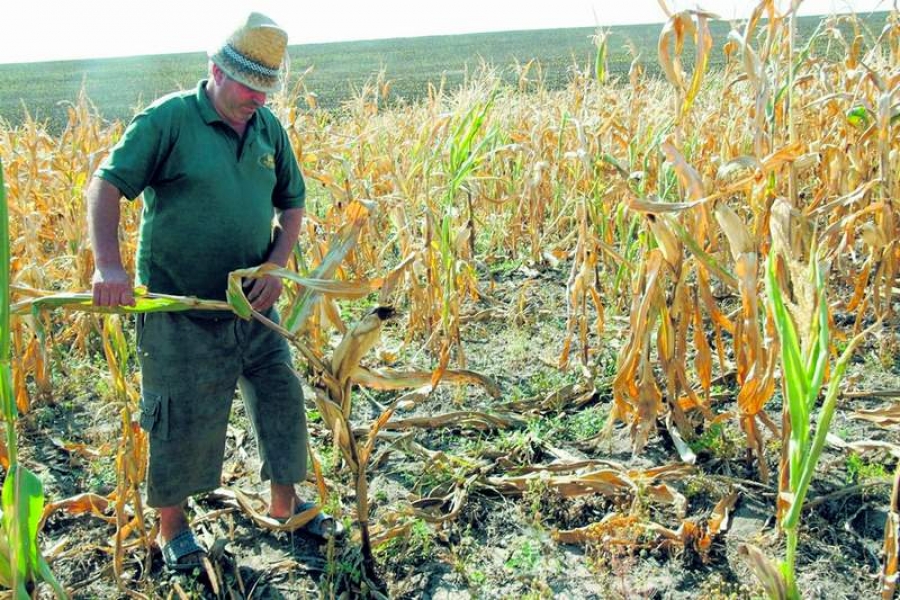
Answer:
[{"left": 209, "top": 51, "right": 282, "bottom": 94}]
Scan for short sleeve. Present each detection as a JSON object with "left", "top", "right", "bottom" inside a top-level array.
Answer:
[
  {"left": 270, "top": 121, "right": 305, "bottom": 210},
  {"left": 95, "top": 98, "right": 180, "bottom": 201}
]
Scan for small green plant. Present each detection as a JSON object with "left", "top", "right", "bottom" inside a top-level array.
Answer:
[
  {"left": 745, "top": 251, "right": 873, "bottom": 599},
  {"left": 488, "top": 257, "right": 524, "bottom": 278},
  {"left": 688, "top": 422, "right": 741, "bottom": 459},
  {"left": 528, "top": 369, "right": 576, "bottom": 397},
  {"left": 683, "top": 474, "right": 723, "bottom": 501},
  {"left": 845, "top": 453, "right": 890, "bottom": 484},
  {"left": 373, "top": 518, "right": 433, "bottom": 566},
  {"left": 568, "top": 405, "right": 608, "bottom": 440},
  {"left": 698, "top": 573, "right": 761, "bottom": 600},
  {"left": 505, "top": 539, "right": 541, "bottom": 574}
]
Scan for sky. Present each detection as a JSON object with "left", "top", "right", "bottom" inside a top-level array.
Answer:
[{"left": 0, "top": 0, "right": 893, "bottom": 65}]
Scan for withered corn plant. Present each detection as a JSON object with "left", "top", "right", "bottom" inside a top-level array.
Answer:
[
  {"left": 225, "top": 213, "right": 500, "bottom": 583},
  {"left": 606, "top": 6, "right": 721, "bottom": 462},
  {"left": 100, "top": 315, "right": 151, "bottom": 590}
]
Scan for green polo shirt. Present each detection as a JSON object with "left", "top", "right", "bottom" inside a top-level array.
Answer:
[{"left": 96, "top": 80, "right": 305, "bottom": 302}]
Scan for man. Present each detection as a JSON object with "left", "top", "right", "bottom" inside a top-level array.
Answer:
[{"left": 87, "top": 12, "right": 340, "bottom": 571}]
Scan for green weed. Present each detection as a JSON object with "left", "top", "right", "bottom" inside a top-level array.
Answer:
[{"left": 845, "top": 453, "right": 890, "bottom": 484}]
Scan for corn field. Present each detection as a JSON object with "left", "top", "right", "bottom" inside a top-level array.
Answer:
[{"left": 2, "top": 4, "right": 900, "bottom": 598}]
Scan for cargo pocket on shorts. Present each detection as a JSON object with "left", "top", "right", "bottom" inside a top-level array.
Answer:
[{"left": 139, "top": 389, "right": 170, "bottom": 441}]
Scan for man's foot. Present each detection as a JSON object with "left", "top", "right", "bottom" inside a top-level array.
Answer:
[
  {"left": 268, "top": 483, "right": 344, "bottom": 539},
  {"left": 161, "top": 529, "right": 208, "bottom": 571},
  {"left": 269, "top": 500, "right": 345, "bottom": 540},
  {"left": 158, "top": 504, "right": 207, "bottom": 570}
]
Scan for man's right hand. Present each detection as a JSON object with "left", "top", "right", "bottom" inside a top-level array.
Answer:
[{"left": 91, "top": 266, "right": 135, "bottom": 307}]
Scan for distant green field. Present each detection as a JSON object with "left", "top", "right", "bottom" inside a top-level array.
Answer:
[{"left": 0, "top": 11, "right": 889, "bottom": 132}]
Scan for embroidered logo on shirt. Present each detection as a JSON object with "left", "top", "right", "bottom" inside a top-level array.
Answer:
[{"left": 259, "top": 154, "right": 276, "bottom": 169}]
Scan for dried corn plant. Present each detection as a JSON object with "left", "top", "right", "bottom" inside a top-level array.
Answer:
[{"left": 99, "top": 315, "right": 151, "bottom": 589}]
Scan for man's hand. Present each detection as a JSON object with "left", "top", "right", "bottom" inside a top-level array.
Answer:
[
  {"left": 244, "top": 274, "right": 283, "bottom": 311},
  {"left": 91, "top": 266, "right": 135, "bottom": 307}
]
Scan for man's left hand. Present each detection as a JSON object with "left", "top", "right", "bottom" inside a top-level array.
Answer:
[{"left": 245, "top": 275, "right": 283, "bottom": 311}]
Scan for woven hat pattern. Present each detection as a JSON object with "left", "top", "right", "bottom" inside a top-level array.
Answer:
[{"left": 210, "top": 12, "right": 287, "bottom": 93}]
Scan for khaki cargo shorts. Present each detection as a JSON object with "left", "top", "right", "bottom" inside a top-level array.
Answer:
[{"left": 136, "top": 309, "right": 307, "bottom": 507}]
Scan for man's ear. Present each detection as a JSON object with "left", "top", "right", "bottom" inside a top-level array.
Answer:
[{"left": 211, "top": 63, "right": 225, "bottom": 84}]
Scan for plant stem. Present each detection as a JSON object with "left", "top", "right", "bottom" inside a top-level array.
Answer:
[{"left": 784, "top": 526, "right": 799, "bottom": 597}]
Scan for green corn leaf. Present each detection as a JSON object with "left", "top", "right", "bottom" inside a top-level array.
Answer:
[
  {"left": 782, "top": 325, "right": 872, "bottom": 529},
  {"left": 766, "top": 255, "right": 810, "bottom": 461},
  {"left": 804, "top": 261, "right": 829, "bottom": 414},
  {"left": 594, "top": 32, "right": 608, "bottom": 84},
  {"left": 226, "top": 274, "right": 254, "bottom": 320},
  {"left": 0, "top": 520, "right": 14, "bottom": 588},
  {"left": 1, "top": 465, "right": 44, "bottom": 591},
  {"left": 846, "top": 105, "right": 871, "bottom": 128},
  {"left": 0, "top": 161, "right": 8, "bottom": 360},
  {"left": 0, "top": 160, "right": 13, "bottom": 428},
  {"left": 0, "top": 363, "right": 12, "bottom": 439},
  {"left": 282, "top": 204, "right": 372, "bottom": 334},
  {"left": 35, "top": 554, "right": 67, "bottom": 600},
  {"left": 12, "top": 292, "right": 230, "bottom": 316}
]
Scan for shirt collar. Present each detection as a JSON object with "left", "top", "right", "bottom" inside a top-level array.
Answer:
[
  {"left": 196, "top": 79, "right": 222, "bottom": 126},
  {"left": 195, "top": 79, "right": 263, "bottom": 133}
]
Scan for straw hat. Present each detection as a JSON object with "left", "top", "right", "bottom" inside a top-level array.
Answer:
[{"left": 209, "top": 12, "right": 287, "bottom": 93}]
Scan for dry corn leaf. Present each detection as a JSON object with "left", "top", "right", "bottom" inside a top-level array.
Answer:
[
  {"left": 714, "top": 202, "right": 755, "bottom": 261},
  {"left": 696, "top": 492, "right": 740, "bottom": 557},
  {"left": 319, "top": 297, "right": 346, "bottom": 334},
  {"left": 226, "top": 487, "right": 319, "bottom": 532},
  {"left": 380, "top": 410, "right": 522, "bottom": 432},
  {"left": 411, "top": 481, "right": 471, "bottom": 523},
  {"left": 488, "top": 469, "right": 634, "bottom": 498},
  {"left": 332, "top": 306, "right": 395, "bottom": 387},
  {"left": 826, "top": 434, "right": 900, "bottom": 459},
  {"left": 760, "top": 142, "right": 805, "bottom": 174},
  {"left": 717, "top": 156, "right": 763, "bottom": 182},
  {"left": 693, "top": 296, "right": 713, "bottom": 396},
  {"left": 646, "top": 214, "right": 683, "bottom": 269},
  {"left": 665, "top": 412, "right": 697, "bottom": 465},
  {"left": 351, "top": 365, "right": 501, "bottom": 398},
  {"left": 633, "top": 360, "right": 664, "bottom": 456},
  {"left": 554, "top": 512, "right": 640, "bottom": 544},
  {"left": 684, "top": 11, "right": 715, "bottom": 117},
  {"left": 739, "top": 543, "right": 789, "bottom": 600},
  {"left": 882, "top": 466, "right": 900, "bottom": 599},
  {"left": 628, "top": 194, "right": 707, "bottom": 214},
  {"left": 370, "top": 523, "right": 413, "bottom": 548},
  {"left": 40, "top": 492, "right": 111, "bottom": 531},
  {"left": 660, "top": 138, "right": 705, "bottom": 201},
  {"left": 852, "top": 405, "right": 900, "bottom": 427}
]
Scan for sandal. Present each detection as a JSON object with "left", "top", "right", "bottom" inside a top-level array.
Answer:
[
  {"left": 272, "top": 500, "right": 345, "bottom": 540},
  {"left": 161, "top": 529, "right": 208, "bottom": 572}
]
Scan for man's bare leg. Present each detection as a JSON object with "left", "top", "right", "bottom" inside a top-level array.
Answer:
[
  {"left": 268, "top": 482, "right": 299, "bottom": 519},
  {"left": 158, "top": 504, "right": 205, "bottom": 565},
  {"left": 159, "top": 505, "right": 189, "bottom": 540}
]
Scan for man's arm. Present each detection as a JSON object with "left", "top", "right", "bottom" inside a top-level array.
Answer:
[
  {"left": 86, "top": 176, "right": 135, "bottom": 307},
  {"left": 244, "top": 207, "right": 305, "bottom": 311}
]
